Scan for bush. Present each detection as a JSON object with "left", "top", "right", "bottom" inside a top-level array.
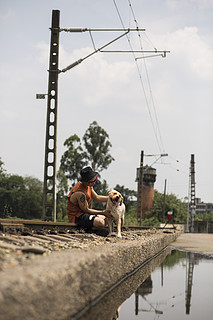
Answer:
[{"left": 141, "top": 216, "right": 160, "bottom": 228}]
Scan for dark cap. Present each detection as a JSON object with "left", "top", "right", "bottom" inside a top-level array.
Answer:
[{"left": 80, "top": 166, "right": 98, "bottom": 182}]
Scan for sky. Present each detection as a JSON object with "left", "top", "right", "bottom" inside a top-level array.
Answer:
[{"left": 0, "top": 0, "right": 213, "bottom": 203}]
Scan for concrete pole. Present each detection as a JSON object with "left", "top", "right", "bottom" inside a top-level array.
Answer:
[{"left": 42, "top": 10, "right": 60, "bottom": 221}]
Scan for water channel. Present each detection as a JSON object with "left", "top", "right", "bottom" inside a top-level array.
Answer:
[{"left": 73, "top": 247, "right": 213, "bottom": 320}]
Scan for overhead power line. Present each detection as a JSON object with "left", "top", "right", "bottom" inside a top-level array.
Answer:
[{"left": 112, "top": 0, "right": 168, "bottom": 155}]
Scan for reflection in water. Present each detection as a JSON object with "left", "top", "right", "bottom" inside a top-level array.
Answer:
[
  {"left": 71, "top": 248, "right": 173, "bottom": 320},
  {"left": 121, "top": 250, "right": 213, "bottom": 320},
  {"left": 135, "top": 276, "right": 163, "bottom": 315},
  {"left": 71, "top": 249, "right": 213, "bottom": 320},
  {"left": 185, "top": 252, "right": 195, "bottom": 315}
]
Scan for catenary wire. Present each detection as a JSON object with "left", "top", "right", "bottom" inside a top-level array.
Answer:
[
  {"left": 128, "top": 0, "right": 166, "bottom": 153},
  {"left": 112, "top": 0, "right": 165, "bottom": 154}
]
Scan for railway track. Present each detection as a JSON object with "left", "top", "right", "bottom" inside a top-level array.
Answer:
[
  {"left": 0, "top": 218, "right": 163, "bottom": 272},
  {"left": 0, "top": 219, "right": 77, "bottom": 235},
  {"left": 0, "top": 218, "right": 152, "bottom": 233}
]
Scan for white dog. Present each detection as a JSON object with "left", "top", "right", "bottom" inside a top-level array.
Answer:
[{"left": 106, "top": 189, "right": 125, "bottom": 238}]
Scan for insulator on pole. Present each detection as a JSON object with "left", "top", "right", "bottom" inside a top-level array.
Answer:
[
  {"left": 60, "top": 59, "right": 83, "bottom": 73},
  {"left": 60, "top": 28, "right": 88, "bottom": 32}
]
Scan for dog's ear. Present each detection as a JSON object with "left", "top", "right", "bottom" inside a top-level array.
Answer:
[
  {"left": 120, "top": 196, "right": 124, "bottom": 206},
  {"left": 107, "top": 190, "right": 112, "bottom": 196}
]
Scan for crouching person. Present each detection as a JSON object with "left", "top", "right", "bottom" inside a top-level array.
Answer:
[{"left": 67, "top": 166, "right": 111, "bottom": 230}]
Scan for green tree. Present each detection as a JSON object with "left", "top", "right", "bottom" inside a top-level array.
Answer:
[
  {"left": 57, "top": 168, "right": 68, "bottom": 197},
  {"left": 21, "top": 176, "right": 43, "bottom": 219},
  {"left": 93, "top": 179, "right": 109, "bottom": 210},
  {"left": 82, "top": 121, "right": 114, "bottom": 173},
  {"left": 149, "top": 190, "right": 187, "bottom": 223},
  {"left": 0, "top": 157, "right": 6, "bottom": 176},
  {"left": 124, "top": 205, "right": 138, "bottom": 226},
  {"left": 0, "top": 174, "right": 24, "bottom": 218},
  {"left": 60, "top": 134, "right": 88, "bottom": 187},
  {"left": 195, "top": 211, "right": 213, "bottom": 221},
  {"left": 0, "top": 174, "right": 43, "bottom": 219},
  {"left": 56, "top": 168, "right": 69, "bottom": 220},
  {"left": 125, "top": 190, "right": 188, "bottom": 227},
  {"left": 59, "top": 121, "right": 114, "bottom": 199}
]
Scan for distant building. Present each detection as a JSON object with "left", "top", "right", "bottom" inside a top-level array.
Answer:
[{"left": 195, "top": 198, "right": 213, "bottom": 214}]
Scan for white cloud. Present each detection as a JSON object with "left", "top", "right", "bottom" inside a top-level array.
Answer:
[
  {"left": 191, "top": 0, "right": 213, "bottom": 8},
  {"left": 169, "top": 27, "right": 213, "bottom": 79},
  {"left": 35, "top": 42, "right": 49, "bottom": 65},
  {"left": 0, "top": 9, "right": 15, "bottom": 21},
  {"left": 57, "top": 44, "right": 137, "bottom": 109},
  {"left": 149, "top": 25, "right": 213, "bottom": 82},
  {"left": 165, "top": 0, "right": 213, "bottom": 10}
]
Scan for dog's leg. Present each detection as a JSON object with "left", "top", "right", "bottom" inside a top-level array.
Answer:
[
  {"left": 121, "top": 216, "right": 124, "bottom": 227},
  {"left": 108, "top": 217, "right": 113, "bottom": 236},
  {"left": 117, "top": 218, "right": 122, "bottom": 238}
]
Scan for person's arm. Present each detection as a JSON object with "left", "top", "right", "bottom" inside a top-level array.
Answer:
[
  {"left": 75, "top": 192, "right": 110, "bottom": 216},
  {"left": 91, "top": 188, "right": 108, "bottom": 203}
]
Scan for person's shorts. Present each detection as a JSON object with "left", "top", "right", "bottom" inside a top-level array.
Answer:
[{"left": 75, "top": 213, "right": 96, "bottom": 228}]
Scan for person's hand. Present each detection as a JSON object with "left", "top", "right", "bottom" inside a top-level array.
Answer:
[{"left": 103, "top": 209, "right": 112, "bottom": 218}]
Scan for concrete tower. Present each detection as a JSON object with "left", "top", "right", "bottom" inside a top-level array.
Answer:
[{"left": 136, "top": 166, "right": 157, "bottom": 220}]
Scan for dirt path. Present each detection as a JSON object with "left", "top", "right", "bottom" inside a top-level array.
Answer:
[{"left": 171, "top": 233, "right": 213, "bottom": 255}]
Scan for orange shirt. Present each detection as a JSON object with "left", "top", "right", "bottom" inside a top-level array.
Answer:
[{"left": 67, "top": 181, "right": 92, "bottom": 223}]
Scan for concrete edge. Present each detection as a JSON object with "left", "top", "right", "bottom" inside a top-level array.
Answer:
[
  {"left": 75, "top": 246, "right": 174, "bottom": 320},
  {"left": 0, "top": 231, "right": 181, "bottom": 320}
]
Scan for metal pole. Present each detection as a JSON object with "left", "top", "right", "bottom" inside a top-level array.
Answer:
[
  {"left": 42, "top": 10, "right": 60, "bottom": 221},
  {"left": 140, "top": 151, "right": 144, "bottom": 223},
  {"left": 137, "top": 150, "right": 144, "bottom": 225},
  {"left": 190, "top": 154, "right": 196, "bottom": 232},
  {"left": 186, "top": 166, "right": 190, "bottom": 232},
  {"left": 162, "top": 179, "right": 167, "bottom": 223}
]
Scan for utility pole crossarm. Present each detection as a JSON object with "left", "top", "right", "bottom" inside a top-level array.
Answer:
[
  {"left": 59, "top": 30, "right": 130, "bottom": 73},
  {"left": 58, "top": 26, "right": 169, "bottom": 73},
  {"left": 60, "top": 28, "right": 146, "bottom": 32},
  {"left": 100, "top": 50, "right": 170, "bottom": 53}
]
